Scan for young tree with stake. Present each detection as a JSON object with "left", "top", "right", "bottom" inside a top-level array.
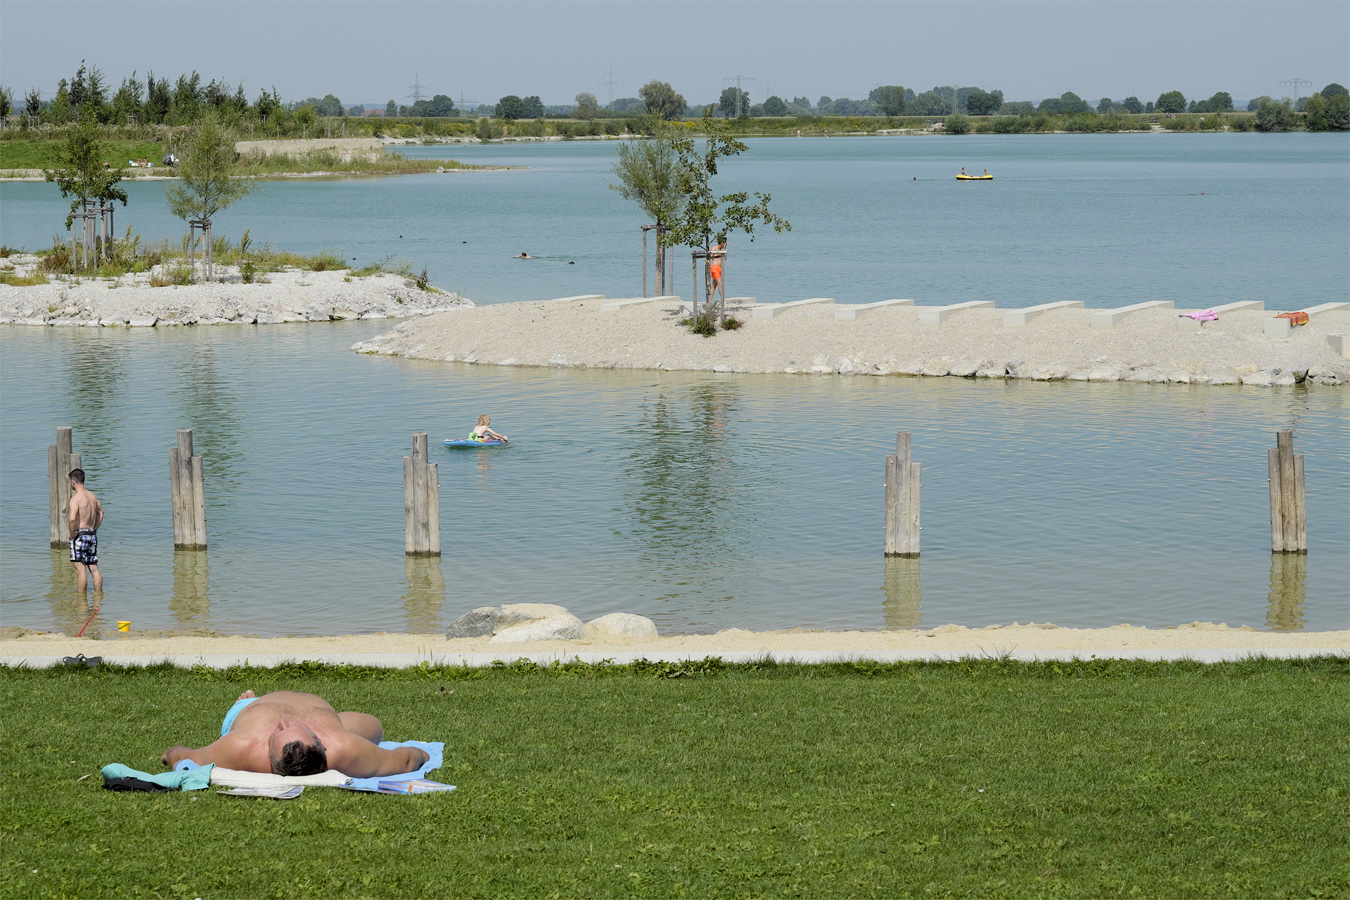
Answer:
[{"left": 165, "top": 110, "right": 256, "bottom": 281}]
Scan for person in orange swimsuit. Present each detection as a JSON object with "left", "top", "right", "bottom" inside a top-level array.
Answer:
[{"left": 708, "top": 240, "right": 727, "bottom": 304}]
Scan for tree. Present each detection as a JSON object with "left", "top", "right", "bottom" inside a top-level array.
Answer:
[
  {"left": 293, "top": 104, "right": 318, "bottom": 134},
  {"left": 942, "top": 113, "right": 971, "bottom": 134},
  {"left": 42, "top": 105, "right": 128, "bottom": 267},
  {"left": 874, "top": 85, "right": 906, "bottom": 116},
  {"left": 608, "top": 127, "right": 687, "bottom": 295},
  {"left": 25, "top": 87, "right": 42, "bottom": 117},
  {"left": 909, "top": 91, "right": 949, "bottom": 116},
  {"left": 1322, "top": 83, "right": 1348, "bottom": 99},
  {"left": 349, "top": 104, "right": 365, "bottom": 116},
  {"left": 665, "top": 109, "right": 791, "bottom": 329},
  {"left": 0, "top": 85, "right": 11, "bottom": 118},
  {"left": 1326, "top": 94, "right": 1350, "bottom": 130},
  {"left": 521, "top": 95, "right": 544, "bottom": 118},
  {"left": 385, "top": 99, "right": 398, "bottom": 117},
  {"left": 315, "top": 94, "right": 344, "bottom": 117},
  {"left": 164, "top": 110, "right": 257, "bottom": 279},
  {"left": 719, "top": 87, "right": 751, "bottom": 118},
  {"left": 1253, "top": 96, "right": 1294, "bottom": 132},
  {"left": 639, "top": 80, "right": 686, "bottom": 121},
  {"left": 574, "top": 92, "right": 598, "bottom": 120},
  {"left": 1155, "top": 90, "right": 1186, "bottom": 114},
  {"left": 1121, "top": 96, "right": 1143, "bottom": 114},
  {"left": 762, "top": 95, "right": 788, "bottom": 117},
  {"left": 1097, "top": 97, "right": 1112, "bottom": 113},
  {"left": 966, "top": 89, "right": 1003, "bottom": 116},
  {"left": 495, "top": 95, "right": 524, "bottom": 120},
  {"left": 1056, "top": 92, "right": 1089, "bottom": 113}
]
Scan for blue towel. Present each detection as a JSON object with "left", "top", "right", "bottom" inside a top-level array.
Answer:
[
  {"left": 103, "top": 763, "right": 215, "bottom": 791},
  {"left": 173, "top": 740, "right": 447, "bottom": 793}
]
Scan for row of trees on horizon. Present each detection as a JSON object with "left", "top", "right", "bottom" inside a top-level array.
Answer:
[{"left": 4, "top": 62, "right": 1347, "bottom": 131}]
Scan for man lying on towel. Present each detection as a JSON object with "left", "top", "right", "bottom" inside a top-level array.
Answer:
[{"left": 160, "top": 690, "right": 430, "bottom": 777}]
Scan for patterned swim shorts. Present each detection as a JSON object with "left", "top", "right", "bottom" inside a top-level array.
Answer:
[{"left": 70, "top": 530, "right": 98, "bottom": 564}]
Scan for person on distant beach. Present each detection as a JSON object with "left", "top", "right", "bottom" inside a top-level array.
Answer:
[
  {"left": 470, "top": 414, "right": 508, "bottom": 443},
  {"left": 68, "top": 468, "right": 103, "bottom": 592},
  {"left": 160, "top": 689, "right": 429, "bottom": 777},
  {"left": 708, "top": 240, "right": 727, "bottom": 304}
]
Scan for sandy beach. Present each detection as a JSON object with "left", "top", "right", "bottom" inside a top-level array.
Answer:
[
  {"left": 3, "top": 623, "right": 1346, "bottom": 668},
  {"left": 356, "top": 295, "right": 1350, "bottom": 386}
]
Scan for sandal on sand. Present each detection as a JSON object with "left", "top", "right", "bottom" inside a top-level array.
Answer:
[{"left": 62, "top": 653, "right": 102, "bottom": 667}]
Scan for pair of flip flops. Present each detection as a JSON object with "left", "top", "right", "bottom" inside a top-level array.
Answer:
[{"left": 63, "top": 653, "right": 102, "bottom": 667}]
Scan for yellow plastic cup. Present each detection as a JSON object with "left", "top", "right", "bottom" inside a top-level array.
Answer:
[{"left": 117, "top": 621, "right": 130, "bottom": 633}]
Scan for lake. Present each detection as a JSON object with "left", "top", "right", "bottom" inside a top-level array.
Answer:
[
  {"left": 1, "top": 322, "right": 1345, "bottom": 637},
  {"left": 2, "top": 132, "right": 1347, "bottom": 307},
  {"left": 1, "top": 133, "right": 1346, "bottom": 637}
]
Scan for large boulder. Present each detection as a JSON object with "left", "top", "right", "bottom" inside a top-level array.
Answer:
[
  {"left": 587, "top": 613, "right": 658, "bottom": 642},
  {"left": 445, "top": 607, "right": 501, "bottom": 639},
  {"left": 489, "top": 614, "right": 587, "bottom": 643},
  {"left": 495, "top": 603, "right": 571, "bottom": 629}
]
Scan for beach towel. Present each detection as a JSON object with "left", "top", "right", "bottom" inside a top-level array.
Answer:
[
  {"left": 101, "top": 763, "right": 215, "bottom": 792},
  {"left": 1276, "top": 311, "right": 1309, "bottom": 326},
  {"left": 173, "top": 740, "right": 449, "bottom": 794},
  {"left": 1180, "top": 309, "right": 1219, "bottom": 323}
]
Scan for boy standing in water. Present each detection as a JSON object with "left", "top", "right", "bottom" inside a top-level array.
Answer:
[{"left": 68, "top": 468, "right": 104, "bottom": 592}]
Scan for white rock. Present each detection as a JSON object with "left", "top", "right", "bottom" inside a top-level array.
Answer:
[
  {"left": 1272, "top": 371, "right": 1297, "bottom": 386},
  {"left": 549, "top": 353, "right": 568, "bottom": 366},
  {"left": 587, "top": 613, "right": 658, "bottom": 642},
  {"left": 489, "top": 614, "right": 587, "bottom": 643},
  {"left": 128, "top": 316, "right": 158, "bottom": 327},
  {"left": 1088, "top": 367, "right": 1123, "bottom": 381},
  {"left": 1241, "top": 370, "right": 1274, "bottom": 386},
  {"left": 495, "top": 603, "right": 571, "bottom": 630}
]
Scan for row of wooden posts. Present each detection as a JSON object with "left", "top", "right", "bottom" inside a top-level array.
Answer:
[
  {"left": 69, "top": 199, "right": 115, "bottom": 273},
  {"left": 45, "top": 427, "right": 1310, "bottom": 558}
]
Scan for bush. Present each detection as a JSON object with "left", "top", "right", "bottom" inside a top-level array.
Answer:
[{"left": 942, "top": 114, "right": 970, "bottom": 135}]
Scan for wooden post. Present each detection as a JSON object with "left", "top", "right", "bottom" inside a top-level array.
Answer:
[
  {"left": 1269, "top": 429, "right": 1307, "bottom": 553},
  {"left": 885, "top": 432, "right": 921, "bottom": 557},
  {"left": 49, "top": 426, "right": 75, "bottom": 546},
  {"left": 404, "top": 433, "right": 441, "bottom": 556},
  {"left": 170, "top": 428, "right": 207, "bottom": 549},
  {"left": 642, "top": 226, "right": 648, "bottom": 298}
]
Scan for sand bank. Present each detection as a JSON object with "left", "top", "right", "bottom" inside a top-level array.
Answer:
[
  {"left": 355, "top": 296, "right": 1349, "bottom": 386},
  {"left": 2, "top": 623, "right": 1345, "bottom": 668},
  {"left": 0, "top": 259, "right": 470, "bottom": 326}
]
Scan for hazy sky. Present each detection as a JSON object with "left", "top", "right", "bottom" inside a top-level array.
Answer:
[{"left": 2, "top": 1, "right": 1347, "bottom": 109}]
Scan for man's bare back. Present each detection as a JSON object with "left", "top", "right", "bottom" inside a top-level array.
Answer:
[
  {"left": 160, "top": 690, "right": 429, "bottom": 778},
  {"left": 67, "top": 470, "right": 103, "bottom": 592}
]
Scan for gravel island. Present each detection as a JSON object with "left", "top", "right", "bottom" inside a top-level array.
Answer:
[{"left": 354, "top": 296, "right": 1350, "bottom": 386}]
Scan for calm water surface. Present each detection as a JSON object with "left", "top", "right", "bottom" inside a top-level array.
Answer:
[
  {"left": 2, "top": 133, "right": 1346, "bottom": 307},
  {"left": 2, "top": 324, "right": 1345, "bottom": 636}
]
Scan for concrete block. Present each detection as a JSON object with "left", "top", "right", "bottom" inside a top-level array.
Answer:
[
  {"left": 551, "top": 294, "right": 604, "bottom": 302},
  {"left": 835, "top": 299, "right": 915, "bottom": 320},
  {"left": 725, "top": 296, "right": 757, "bottom": 306},
  {"left": 752, "top": 298, "right": 834, "bottom": 320},
  {"left": 1002, "top": 300, "right": 1083, "bottom": 327},
  {"left": 600, "top": 295, "right": 679, "bottom": 312},
  {"left": 1089, "top": 300, "right": 1174, "bottom": 330},
  {"left": 1177, "top": 300, "right": 1264, "bottom": 332},
  {"left": 1265, "top": 303, "right": 1349, "bottom": 341},
  {"left": 916, "top": 300, "right": 994, "bottom": 325},
  {"left": 1328, "top": 334, "right": 1350, "bottom": 359}
]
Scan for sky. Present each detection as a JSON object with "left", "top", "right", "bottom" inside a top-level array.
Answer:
[{"left": 2, "top": 0, "right": 1347, "bottom": 110}]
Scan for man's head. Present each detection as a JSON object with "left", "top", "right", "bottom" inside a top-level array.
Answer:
[
  {"left": 268, "top": 720, "right": 328, "bottom": 776},
  {"left": 69, "top": 468, "right": 85, "bottom": 487}
]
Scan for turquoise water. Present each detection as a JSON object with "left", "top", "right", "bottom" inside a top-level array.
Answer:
[
  {"left": 1, "top": 323, "right": 1345, "bottom": 637},
  {"left": 2, "top": 133, "right": 1347, "bottom": 307}
]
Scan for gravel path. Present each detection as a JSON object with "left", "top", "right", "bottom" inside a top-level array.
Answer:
[
  {"left": 0, "top": 254, "right": 471, "bottom": 325},
  {"left": 354, "top": 296, "right": 1350, "bottom": 387}
]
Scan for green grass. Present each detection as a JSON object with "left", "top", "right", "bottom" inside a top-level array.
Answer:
[
  {"left": 1, "top": 657, "right": 1345, "bottom": 899},
  {"left": 0, "top": 138, "right": 167, "bottom": 171}
]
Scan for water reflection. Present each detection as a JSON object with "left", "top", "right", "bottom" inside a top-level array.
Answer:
[
  {"left": 44, "top": 548, "right": 102, "bottom": 636},
  {"left": 619, "top": 383, "right": 749, "bottom": 593},
  {"left": 402, "top": 556, "right": 445, "bottom": 632},
  {"left": 1266, "top": 553, "right": 1307, "bottom": 631},
  {"left": 882, "top": 557, "right": 922, "bottom": 629},
  {"left": 62, "top": 333, "right": 127, "bottom": 467},
  {"left": 170, "top": 550, "right": 210, "bottom": 626},
  {"left": 175, "top": 343, "right": 246, "bottom": 489}
]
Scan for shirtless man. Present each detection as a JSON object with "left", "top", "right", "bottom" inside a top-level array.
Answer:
[
  {"left": 160, "top": 690, "right": 430, "bottom": 777},
  {"left": 67, "top": 468, "right": 103, "bottom": 592}
]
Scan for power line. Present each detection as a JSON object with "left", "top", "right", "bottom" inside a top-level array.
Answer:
[
  {"left": 723, "top": 75, "right": 755, "bottom": 116},
  {"left": 1279, "top": 78, "right": 1312, "bottom": 107},
  {"left": 406, "top": 73, "right": 427, "bottom": 104},
  {"left": 599, "top": 66, "right": 622, "bottom": 106}
]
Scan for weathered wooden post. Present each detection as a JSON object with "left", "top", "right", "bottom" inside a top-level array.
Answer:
[
  {"left": 48, "top": 426, "right": 82, "bottom": 546},
  {"left": 884, "top": 431, "right": 921, "bottom": 557},
  {"left": 169, "top": 428, "right": 207, "bottom": 549},
  {"left": 1267, "top": 429, "right": 1307, "bottom": 553},
  {"left": 404, "top": 433, "right": 441, "bottom": 556}
]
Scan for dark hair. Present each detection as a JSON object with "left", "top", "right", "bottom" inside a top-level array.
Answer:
[
  {"left": 273, "top": 740, "right": 327, "bottom": 776},
  {"left": 69, "top": 468, "right": 85, "bottom": 484}
]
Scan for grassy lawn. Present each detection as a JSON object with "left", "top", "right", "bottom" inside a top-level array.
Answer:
[
  {"left": 1, "top": 657, "right": 1345, "bottom": 899},
  {"left": 0, "top": 139, "right": 167, "bottom": 171}
]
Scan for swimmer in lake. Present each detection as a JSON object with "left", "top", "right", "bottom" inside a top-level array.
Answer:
[
  {"left": 514, "top": 252, "right": 533, "bottom": 259},
  {"left": 470, "top": 414, "right": 508, "bottom": 444}
]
